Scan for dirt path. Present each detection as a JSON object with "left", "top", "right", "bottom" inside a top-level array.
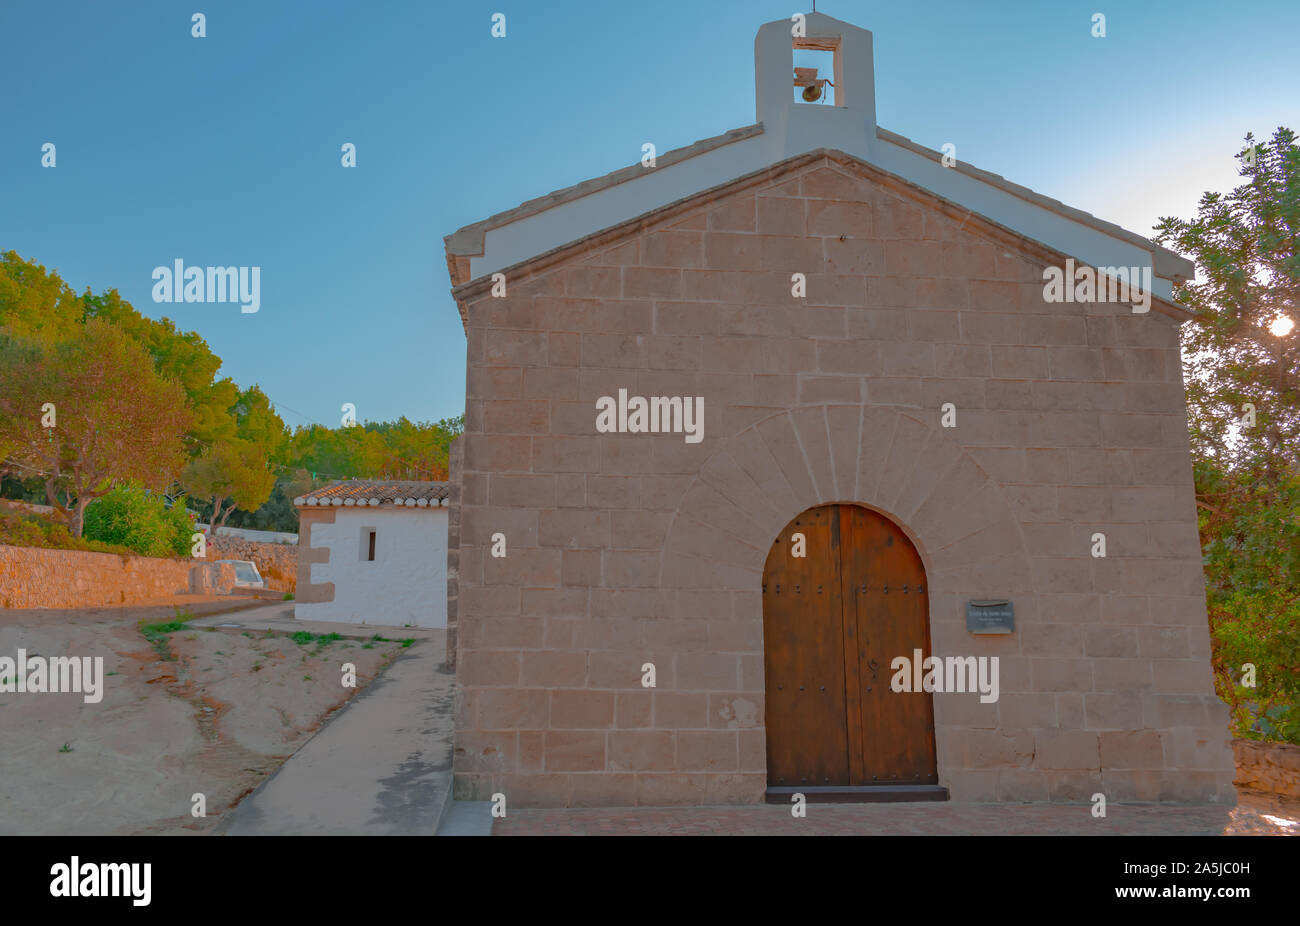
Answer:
[{"left": 0, "top": 599, "right": 410, "bottom": 835}]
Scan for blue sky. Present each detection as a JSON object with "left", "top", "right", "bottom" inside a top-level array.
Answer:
[{"left": 3, "top": 0, "right": 1297, "bottom": 429}]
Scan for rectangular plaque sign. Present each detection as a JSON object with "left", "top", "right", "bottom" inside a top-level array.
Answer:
[{"left": 966, "top": 599, "right": 1014, "bottom": 634}]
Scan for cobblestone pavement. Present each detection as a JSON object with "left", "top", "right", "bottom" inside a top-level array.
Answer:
[{"left": 493, "top": 789, "right": 1300, "bottom": 836}]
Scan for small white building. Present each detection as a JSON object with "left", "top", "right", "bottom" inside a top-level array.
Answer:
[{"left": 293, "top": 480, "right": 450, "bottom": 629}]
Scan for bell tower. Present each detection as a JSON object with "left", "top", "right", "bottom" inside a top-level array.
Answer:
[{"left": 754, "top": 12, "right": 877, "bottom": 159}]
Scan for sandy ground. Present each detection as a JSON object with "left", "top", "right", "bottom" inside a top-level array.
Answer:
[{"left": 0, "top": 596, "right": 409, "bottom": 835}]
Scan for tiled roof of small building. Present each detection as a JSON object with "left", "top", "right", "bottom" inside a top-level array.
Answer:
[{"left": 294, "top": 480, "right": 450, "bottom": 508}]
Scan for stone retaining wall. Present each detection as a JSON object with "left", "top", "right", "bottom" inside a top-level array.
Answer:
[
  {"left": 1233, "top": 738, "right": 1300, "bottom": 797},
  {"left": 188, "top": 561, "right": 240, "bottom": 595},
  {"left": 0, "top": 544, "right": 193, "bottom": 609},
  {"left": 207, "top": 536, "right": 297, "bottom": 593}
]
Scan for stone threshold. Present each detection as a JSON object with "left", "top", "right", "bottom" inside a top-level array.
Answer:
[{"left": 765, "top": 784, "right": 950, "bottom": 803}]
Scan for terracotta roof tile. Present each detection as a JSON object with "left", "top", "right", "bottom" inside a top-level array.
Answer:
[{"left": 294, "top": 480, "right": 450, "bottom": 508}]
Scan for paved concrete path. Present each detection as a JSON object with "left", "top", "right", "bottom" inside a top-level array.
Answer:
[
  {"left": 191, "top": 603, "right": 440, "bottom": 641},
  {"left": 493, "top": 792, "right": 1300, "bottom": 836},
  {"left": 215, "top": 634, "right": 455, "bottom": 836},
  {"left": 1, "top": 595, "right": 270, "bottom": 626},
  {"left": 437, "top": 800, "right": 494, "bottom": 836}
]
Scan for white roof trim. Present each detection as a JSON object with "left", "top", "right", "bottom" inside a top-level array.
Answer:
[{"left": 454, "top": 13, "right": 1190, "bottom": 302}]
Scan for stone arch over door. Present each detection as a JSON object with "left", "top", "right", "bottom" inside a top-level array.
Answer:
[{"left": 657, "top": 404, "right": 1035, "bottom": 792}]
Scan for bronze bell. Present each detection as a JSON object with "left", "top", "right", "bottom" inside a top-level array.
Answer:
[{"left": 801, "top": 84, "right": 823, "bottom": 102}]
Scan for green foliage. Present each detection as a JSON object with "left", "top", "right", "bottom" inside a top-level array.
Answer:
[
  {"left": 181, "top": 384, "right": 286, "bottom": 527},
  {"left": 290, "top": 631, "right": 342, "bottom": 655},
  {"left": 0, "top": 251, "right": 284, "bottom": 528},
  {"left": 1197, "top": 460, "right": 1300, "bottom": 742},
  {"left": 1155, "top": 128, "right": 1300, "bottom": 470},
  {"left": 141, "top": 620, "right": 189, "bottom": 635},
  {"left": 2, "top": 251, "right": 461, "bottom": 535},
  {"left": 0, "top": 251, "right": 85, "bottom": 345},
  {"left": 0, "top": 512, "right": 133, "bottom": 555},
  {"left": 287, "top": 415, "right": 463, "bottom": 483},
  {"left": 83, "top": 485, "right": 194, "bottom": 557},
  {"left": 1156, "top": 128, "right": 1300, "bottom": 744},
  {"left": 1, "top": 252, "right": 232, "bottom": 449},
  {"left": 217, "top": 416, "right": 464, "bottom": 533},
  {"left": 0, "top": 318, "right": 194, "bottom": 534},
  {"left": 139, "top": 608, "right": 198, "bottom": 661},
  {"left": 1, "top": 474, "right": 49, "bottom": 505}
]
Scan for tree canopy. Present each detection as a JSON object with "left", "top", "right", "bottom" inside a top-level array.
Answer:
[
  {"left": 1, "top": 249, "right": 462, "bottom": 536},
  {"left": 0, "top": 319, "right": 193, "bottom": 535},
  {"left": 1155, "top": 127, "right": 1300, "bottom": 743}
]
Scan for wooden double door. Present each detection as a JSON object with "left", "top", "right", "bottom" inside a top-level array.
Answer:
[{"left": 762, "top": 504, "right": 945, "bottom": 801}]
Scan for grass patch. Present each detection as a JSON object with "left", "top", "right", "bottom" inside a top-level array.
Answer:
[
  {"left": 142, "top": 621, "right": 187, "bottom": 635},
  {"left": 289, "top": 630, "right": 344, "bottom": 657},
  {"left": 363, "top": 633, "right": 415, "bottom": 649},
  {"left": 291, "top": 631, "right": 341, "bottom": 646},
  {"left": 139, "top": 607, "right": 199, "bottom": 661},
  {"left": 282, "top": 592, "right": 295, "bottom": 600}
]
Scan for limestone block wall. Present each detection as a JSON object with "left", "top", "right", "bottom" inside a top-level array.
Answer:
[
  {"left": 450, "top": 152, "right": 1235, "bottom": 807},
  {"left": 296, "top": 508, "right": 336, "bottom": 605},
  {"left": 0, "top": 545, "right": 193, "bottom": 609},
  {"left": 447, "top": 436, "right": 465, "bottom": 668}
]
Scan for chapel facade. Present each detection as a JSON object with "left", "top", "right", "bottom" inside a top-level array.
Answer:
[{"left": 440, "top": 14, "right": 1236, "bottom": 806}]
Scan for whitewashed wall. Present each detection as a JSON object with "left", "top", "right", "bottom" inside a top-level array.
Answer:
[{"left": 297, "top": 507, "right": 448, "bottom": 629}]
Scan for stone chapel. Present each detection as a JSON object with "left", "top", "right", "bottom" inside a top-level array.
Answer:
[{"left": 439, "top": 14, "right": 1236, "bottom": 807}]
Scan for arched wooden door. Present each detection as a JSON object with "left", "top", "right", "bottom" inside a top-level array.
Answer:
[{"left": 762, "top": 504, "right": 947, "bottom": 802}]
